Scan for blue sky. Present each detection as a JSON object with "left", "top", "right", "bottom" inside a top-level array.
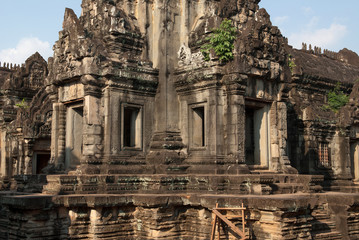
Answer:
[
  {"left": 0, "top": 0, "right": 358, "bottom": 64},
  {"left": 0, "top": 0, "right": 81, "bottom": 64},
  {"left": 259, "top": 0, "right": 359, "bottom": 54}
]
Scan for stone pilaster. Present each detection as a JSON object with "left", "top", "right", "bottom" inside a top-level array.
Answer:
[
  {"left": 222, "top": 74, "right": 250, "bottom": 173},
  {"left": 146, "top": 0, "right": 186, "bottom": 168},
  {"left": 47, "top": 102, "right": 66, "bottom": 173},
  {"left": 277, "top": 101, "right": 297, "bottom": 173}
]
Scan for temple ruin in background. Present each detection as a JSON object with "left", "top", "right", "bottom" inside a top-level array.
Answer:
[{"left": 1, "top": 0, "right": 359, "bottom": 239}]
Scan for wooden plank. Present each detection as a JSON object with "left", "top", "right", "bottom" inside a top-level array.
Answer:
[
  {"left": 226, "top": 215, "right": 243, "bottom": 219},
  {"left": 242, "top": 203, "right": 245, "bottom": 234},
  {"left": 215, "top": 207, "right": 246, "bottom": 210},
  {"left": 213, "top": 209, "right": 247, "bottom": 239},
  {"left": 210, "top": 215, "right": 217, "bottom": 240},
  {"left": 218, "top": 219, "right": 220, "bottom": 240},
  {"left": 211, "top": 203, "right": 219, "bottom": 240}
]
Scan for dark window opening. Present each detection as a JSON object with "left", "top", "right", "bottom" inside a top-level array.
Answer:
[
  {"left": 123, "top": 106, "right": 141, "bottom": 148},
  {"left": 245, "top": 108, "right": 255, "bottom": 164},
  {"left": 36, "top": 153, "right": 50, "bottom": 174},
  {"left": 192, "top": 107, "right": 205, "bottom": 147}
]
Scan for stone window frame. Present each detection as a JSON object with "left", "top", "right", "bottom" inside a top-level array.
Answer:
[
  {"left": 318, "top": 142, "right": 331, "bottom": 168},
  {"left": 64, "top": 100, "right": 84, "bottom": 169},
  {"left": 189, "top": 102, "right": 207, "bottom": 151},
  {"left": 121, "top": 103, "right": 143, "bottom": 151}
]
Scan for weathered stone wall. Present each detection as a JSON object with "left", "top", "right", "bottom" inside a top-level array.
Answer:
[
  {"left": 1, "top": 193, "right": 359, "bottom": 239},
  {"left": 173, "top": 0, "right": 293, "bottom": 174},
  {"left": 0, "top": 52, "right": 49, "bottom": 186},
  {"left": 45, "top": 2, "right": 160, "bottom": 175},
  {"left": 2, "top": 0, "right": 359, "bottom": 239},
  {"left": 287, "top": 48, "right": 359, "bottom": 182}
]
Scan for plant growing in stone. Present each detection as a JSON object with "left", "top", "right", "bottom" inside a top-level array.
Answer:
[
  {"left": 15, "top": 98, "right": 28, "bottom": 109},
  {"left": 201, "top": 19, "right": 237, "bottom": 62},
  {"left": 288, "top": 54, "right": 296, "bottom": 72},
  {"left": 323, "top": 82, "right": 349, "bottom": 113}
]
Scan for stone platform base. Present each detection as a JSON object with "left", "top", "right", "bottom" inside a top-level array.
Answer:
[
  {"left": 42, "top": 173, "right": 324, "bottom": 196},
  {"left": 1, "top": 192, "right": 359, "bottom": 239}
]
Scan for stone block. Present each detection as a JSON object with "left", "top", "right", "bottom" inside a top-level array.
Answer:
[
  {"left": 83, "top": 135, "right": 102, "bottom": 145},
  {"left": 84, "top": 125, "right": 102, "bottom": 135},
  {"left": 60, "top": 82, "right": 84, "bottom": 102}
]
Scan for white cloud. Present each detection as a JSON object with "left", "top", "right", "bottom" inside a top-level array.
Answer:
[
  {"left": 302, "top": 7, "right": 313, "bottom": 15},
  {"left": 307, "top": 16, "right": 319, "bottom": 29},
  {"left": 273, "top": 16, "right": 289, "bottom": 25},
  {"left": 289, "top": 23, "right": 347, "bottom": 50},
  {"left": 0, "top": 37, "right": 52, "bottom": 65}
]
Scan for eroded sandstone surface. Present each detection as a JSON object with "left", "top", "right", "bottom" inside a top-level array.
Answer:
[{"left": 1, "top": 0, "right": 359, "bottom": 239}]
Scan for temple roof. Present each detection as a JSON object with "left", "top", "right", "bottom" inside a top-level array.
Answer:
[{"left": 291, "top": 48, "right": 359, "bottom": 83}]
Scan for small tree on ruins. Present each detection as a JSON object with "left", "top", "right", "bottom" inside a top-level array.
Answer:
[
  {"left": 323, "top": 82, "right": 349, "bottom": 113},
  {"left": 201, "top": 19, "right": 237, "bottom": 63}
]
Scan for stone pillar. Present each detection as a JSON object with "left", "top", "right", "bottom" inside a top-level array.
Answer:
[
  {"left": 237, "top": 101, "right": 246, "bottom": 164},
  {"left": 0, "top": 130, "right": 13, "bottom": 178},
  {"left": 17, "top": 137, "right": 24, "bottom": 175},
  {"left": 136, "top": 0, "right": 149, "bottom": 60},
  {"left": 269, "top": 102, "right": 279, "bottom": 171},
  {"left": 227, "top": 94, "right": 246, "bottom": 164},
  {"left": 208, "top": 89, "right": 219, "bottom": 157},
  {"left": 224, "top": 74, "right": 249, "bottom": 174},
  {"left": 82, "top": 95, "right": 103, "bottom": 167},
  {"left": 103, "top": 88, "right": 111, "bottom": 162},
  {"left": 0, "top": 129, "right": 7, "bottom": 177},
  {"left": 351, "top": 141, "right": 359, "bottom": 181},
  {"left": 49, "top": 102, "right": 66, "bottom": 172},
  {"left": 277, "top": 102, "right": 287, "bottom": 157},
  {"left": 277, "top": 102, "right": 297, "bottom": 173},
  {"left": 147, "top": 0, "right": 186, "bottom": 168},
  {"left": 23, "top": 139, "right": 34, "bottom": 175},
  {"left": 151, "top": 0, "right": 181, "bottom": 133},
  {"left": 332, "top": 134, "right": 352, "bottom": 180}
]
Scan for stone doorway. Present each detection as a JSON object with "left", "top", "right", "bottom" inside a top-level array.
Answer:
[
  {"left": 245, "top": 104, "right": 271, "bottom": 167},
  {"left": 65, "top": 104, "right": 83, "bottom": 169},
  {"left": 122, "top": 105, "right": 142, "bottom": 149},
  {"left": 351, "top": 141, "right": 359, "bottom": 181},
  {"left": 34, "top": 152, "right": 50, "bottom": 174}
]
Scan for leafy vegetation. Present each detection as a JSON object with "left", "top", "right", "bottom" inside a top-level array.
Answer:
[
  {"left": 15, "top": 98, "right": 28, "bottom": 109},
  {"left": 288, "top": 54, "right": 296, "bottom": 72},
  {"left": 201, "top": 19, "right": 237, "bottom": 62},
  {"left": 323, "top": 82, "right": 349, "bottom": 113}
]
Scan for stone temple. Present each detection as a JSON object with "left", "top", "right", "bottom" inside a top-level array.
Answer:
[{"left": 1, "top": 0, "right": 359, "bottom": 239}]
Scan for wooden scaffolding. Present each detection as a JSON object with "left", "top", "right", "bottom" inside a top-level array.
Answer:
[{"left": 210, "top": 203, "right": 247, "bottom": 239}]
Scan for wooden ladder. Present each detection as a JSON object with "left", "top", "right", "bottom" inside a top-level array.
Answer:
[{"left": 210, "top": 203, "right": 247, "bottom": 240}]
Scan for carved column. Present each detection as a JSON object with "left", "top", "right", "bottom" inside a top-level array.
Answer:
[
  {"left": 147, "top": 0, "right": 186, "bottom": 169},
  {"left": 277, "top": 102, "right": 297, "bottom": 173},
  {"left": 103, "top": 87, "right": 111, "bottom": 163},
  {"left": 0, "top": 129, "right": 7, "bottom": 177},
  {"left": 224, "top": 74, "right": 249, "bottom": 173},
  {"left": 49, "top": 102, "right": 66, "bottom": 172},
  {"left": 226, "top": 93, "right": 245, "bottom": 163},
  {"left": 82, "top": 94, "right": 103, "bottom": 166},
  {"left": 23, "top": 138, "right": 34, "bottom": 175}
]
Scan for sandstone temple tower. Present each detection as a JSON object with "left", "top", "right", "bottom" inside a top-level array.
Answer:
[
  {"left": 1, "top": 0, "right": 359, "bottom": 239},
  {"left": 47, "top": 0, "right": 294, "bottom": 176}
]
